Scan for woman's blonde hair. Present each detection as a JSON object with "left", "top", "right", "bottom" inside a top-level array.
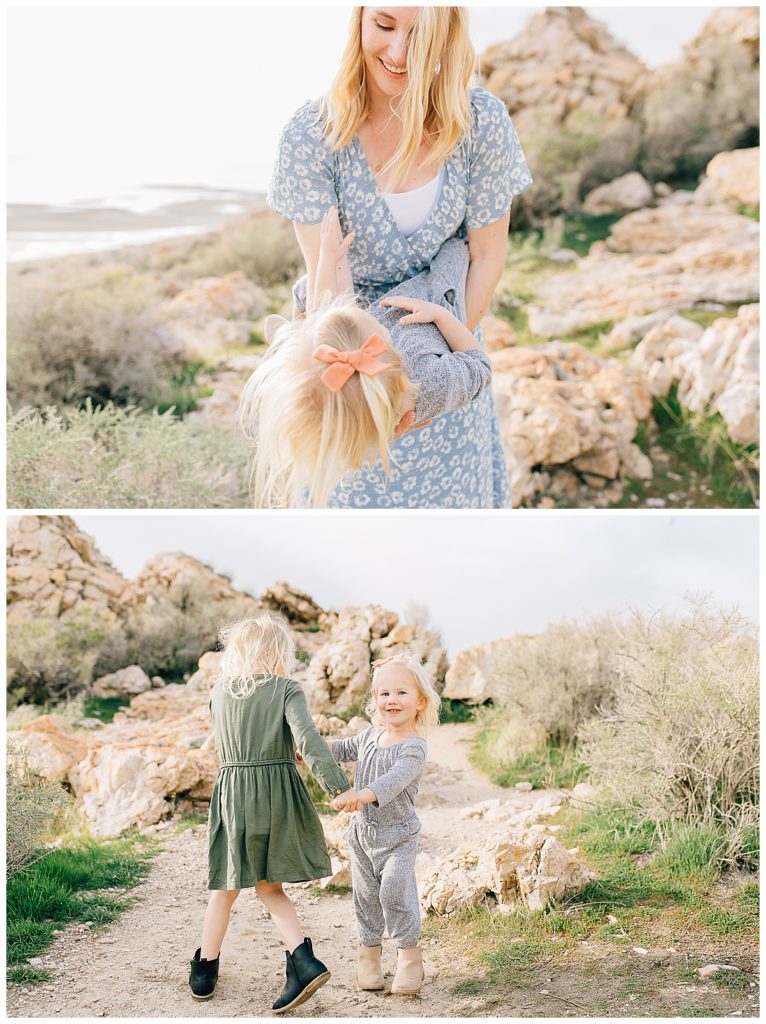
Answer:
[
  {"left": 217, "top": 613, "right": 295, "bottom": 699},
  {"left": 365, "top": 653, "right": 442, "bottom": 734},
  {"left": 322, "top": 7, "right": 476, "bottom": 190},
  {"left": 239, "top": 294, "right": 415, "bottom": 508}
]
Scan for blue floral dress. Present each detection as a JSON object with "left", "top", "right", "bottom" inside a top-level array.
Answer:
[{"left": 267, "top": 87, "right": 533, "bottom": 508}]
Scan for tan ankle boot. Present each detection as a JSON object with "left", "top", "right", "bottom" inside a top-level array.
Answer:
[
  {"left": 391, "top": 946, "right": 424, "bottom": 995},
  {"left": 357, "top": 945, "right": 384, "bottom": 991}
]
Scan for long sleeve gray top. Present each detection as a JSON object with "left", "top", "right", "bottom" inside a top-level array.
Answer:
[
  {"left": 292, "top": 238, "right": 492, "bottom": 425},
  {"left": 331, "top": 726, "right": 427, "bottom": 830}
]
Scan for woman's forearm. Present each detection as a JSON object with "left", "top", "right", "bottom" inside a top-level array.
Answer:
[{"left": 464, "top": 253, "right": 506, "bottom": 331}]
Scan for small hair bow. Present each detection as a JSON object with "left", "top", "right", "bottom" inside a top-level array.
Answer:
[{"left": 313, "top": 335, "right": 390, "bottom": 391}]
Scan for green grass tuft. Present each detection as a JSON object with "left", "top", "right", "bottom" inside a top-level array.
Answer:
[
  {"left": 82, "top": 695, "right": 131, "bottom": 724},
  {"left": 6, "top": 966, "right": 52, "bottom": 985},
  {"left": 473, "top": 736, "right": 587, "bottom": 790},
  {"left": 7, "top": 835, "right": 159, "bottom": 981},
  {"left": 439, "top": 699, "right": 477, "bottom": 724}
]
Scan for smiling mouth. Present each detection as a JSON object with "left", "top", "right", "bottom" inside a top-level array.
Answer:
[{"left": 379, "top": 58, "right": 407, "bottom": 77}]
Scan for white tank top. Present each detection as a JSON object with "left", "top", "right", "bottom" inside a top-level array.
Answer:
[{"left": 381, "top": 167, "right": 445, "bottom": 237}]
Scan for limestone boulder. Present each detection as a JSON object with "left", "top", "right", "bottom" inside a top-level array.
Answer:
[
  {"left": 419, "top": 825, "right": 594, "bottom": 915},
  {"left": 607, "top": 203, "right": 756, "bottom": 255},
  {"left": 91, "top": 665, "right": 154, "bottom": 699},
  {"left": 259, "top": 581, "right": 328, "bottom": 627},
  {"left": 444, "top": 639, "right": 530, "bottom": 704},
  {"left": 582, "top": 172, "right": 653, "bottom": 216},
  {"left": 13, "top": 715, "right": 90, "bottom": 784},
  {"left": 491, "top": 342, "right": 652, "bottom": 508},
  {"left": 7, "top": 516, "right": 127, "bottom": 620},
  {"left": 123, "top": 553, "right": 258, "bottom": 612},
  {"left": 695, "top": 149, "right": 760, "bottom": 209},
  {"left": 631, "top": 303, "right": 759, "bottom": 444}
]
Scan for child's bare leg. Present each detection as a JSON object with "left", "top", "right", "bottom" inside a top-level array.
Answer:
[
  {"left": 255, "top": 881, "right": 304, "bottom": 951},
  {"left": 200, "top": 889, "right": 240, "bottom": 959}
]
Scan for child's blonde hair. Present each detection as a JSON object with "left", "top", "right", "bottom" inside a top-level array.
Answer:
[
  {"left": 322, "top": 7, "right": 476, "bottom": 191},
  {"left": 239, "top": 294, "right": 416, "bottom": 508},
  {"left": 217, "top": 613, "right": 295, "bottom": 699},
  {"left": 365, "top": 653, "right": 442, "bottom": 735}
]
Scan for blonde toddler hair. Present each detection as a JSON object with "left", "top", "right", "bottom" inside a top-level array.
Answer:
[
  {"left": 239, "top": 294, "right": 415, "bottom": 508},
  {"left": 217, "top": 613, "right": 295, "bottom": 700},
  {"left": 365, "top": 653, "right": 442, "bottom": 734},
  {"left": 322, "top": 7, "right": 476, "bottom": 190}
]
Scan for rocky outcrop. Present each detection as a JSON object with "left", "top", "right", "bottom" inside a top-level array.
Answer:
[
  {"left": 479, "top": 7, "right": 645, "bottom": 216},
  {"left": 161, "top": 272, "right": 265, "bottom": 361},
  {"left": 491, "top": 343, "right": 653, "bottom": 508},
  {"left": 7, "top": 516, "right": 127, "bottom": 620},
  {"left": 304, "top": 606, "right": 447, "bottom": 715},
  {"left": 479, "top": 7, "right": 759, "bottom": 217},
  {"left": 259, "top": 581, "right": 330, "bottom": 627},
  {"left": 122, "top": 552, "right": 257, "bottom": 612},
  {"left": 444, "top": 638, "right": 533, "bottom": 704},
  {"left": 631, "top": 304, "right": 759, "bottom": 445},
  {"left": 695, "top": 148, "right": 760, "bottom": 209},
  {"left": 419, "top": 824, "right": 594, "bottom": 915}
]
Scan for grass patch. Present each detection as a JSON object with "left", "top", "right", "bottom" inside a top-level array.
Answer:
[
  {"left": 451, "top": 978, "right": 486, "bottom": 997},
  {"left": 82, "top": 695, "right": 131, "bottom": 724},
  {"left": 153, "top": 361, "right": 207, "bottom": 416},
  {"left": 698, "top": 907, "right": 756, "bottom": 936},
  {"left": 737, "top": 203, "right": 759, "bottom": 221},
  {"left": 7, "top": 965, "right": 52, "bottom": 984},
  {"left": 439, "top": 699, "right": 477, "bottom": 724},
  {"left": 561, "top": 213, "right": 622, "bottom": 255},
  {"left": 472, "top": 736, "right": 587, "bottom": 790},
  {"left": 7, "top": 834, "right": 159, "bottom": 982},
  {"left": 481, "top": 939, "right": 546, "bottom": 988},
  {"left": 653, "top": 822, "right": 725, "bottom": 886},
  {"left": 678, "top": 306, "right": 742, "bottom": 330}
]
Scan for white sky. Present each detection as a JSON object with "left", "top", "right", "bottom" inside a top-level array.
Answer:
[
  {"left": 6, "top": 4, "right": 719, "bottom": 203},
  {"left": 46, "top": 513, "right": 759, "bottom": 657}
]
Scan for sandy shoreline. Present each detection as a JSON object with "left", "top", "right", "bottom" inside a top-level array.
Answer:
[{"left": 7, "top": 189, "right": 267, "bottom": 264}]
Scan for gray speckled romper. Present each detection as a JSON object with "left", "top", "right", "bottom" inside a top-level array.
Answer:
[{"left": 331, "top": 727, "right": 427, "bottom": 949}]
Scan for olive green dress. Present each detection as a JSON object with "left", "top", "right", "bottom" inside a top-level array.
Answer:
[{"left": 207, "top": 675, "right": 350, "bottom": 890}]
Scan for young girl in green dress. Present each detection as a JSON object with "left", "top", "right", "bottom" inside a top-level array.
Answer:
[{"left": 189, "top": 613, "right": 351, "bottom": 1013}]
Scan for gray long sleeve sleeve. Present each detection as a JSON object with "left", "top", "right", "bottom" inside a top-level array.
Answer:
[
  {"left": 367, "top": 744, "right": 428, "bottom": 808},
  {"left": 331, "top": 730, "right": 364, "bottom": 764},
  {"left": 291, "top": 238, "right": 492, "bottom": 423}
]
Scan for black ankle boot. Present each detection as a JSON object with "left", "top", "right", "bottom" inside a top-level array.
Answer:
[
  {"left": 189, "top": 947, "right": 219, "bottom": 1000},
  {"left": 272, "top": 937, "right": 330, "bottom": 1014}
]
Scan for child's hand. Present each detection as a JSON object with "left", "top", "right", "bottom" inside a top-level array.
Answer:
[
  {"left": 318, "top": 207, "right": 355, "bottom": 266},
  {"left": 393, "top": 411, "right": 431, "bottom": 439},
  {"left": 331, "top": 789, "right": 364, "bottom": 812},
  {"left": 295, "top": 749, "right": 304, "bottom": 763},
  {"left": 379, "top": 296, "right": 444, "bottom": 326}
]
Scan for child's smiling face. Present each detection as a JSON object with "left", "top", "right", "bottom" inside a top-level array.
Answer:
[{"left": 374, "top": 663, "right": 425, "bottom": 730}]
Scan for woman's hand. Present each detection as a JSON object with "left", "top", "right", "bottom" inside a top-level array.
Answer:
[{"left": 379, "top": 295, "right": 445, "bottom": 326}]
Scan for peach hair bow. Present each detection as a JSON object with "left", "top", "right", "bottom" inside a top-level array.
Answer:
[{"left": 313, "top": 335, "right": 390, "bottom": 391}]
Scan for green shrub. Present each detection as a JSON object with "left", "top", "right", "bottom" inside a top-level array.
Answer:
[
  {"left": 7, "top": 404, "right": 251, "bottom": 509},
  {"left": 179, "top": 212, "right": 303, "bottom": 288},
  {"left": 7, "top": 264, "right": 185, "bottom": 411},
  {"left": 7, "top": 609, "right": 128, "bottom": 705}
]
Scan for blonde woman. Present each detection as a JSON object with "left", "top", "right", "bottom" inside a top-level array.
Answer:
[
  {"left": 328, "top": 654, "right": 442, "bottom": 997},
  {"left": 189, "top": 614, "right": 351, "bottom": 1014},
  {"left": 267, "top": 6, "right": 532, "bottom": 508}
]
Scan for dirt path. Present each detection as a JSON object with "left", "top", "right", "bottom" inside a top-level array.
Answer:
[{"left": 9, "top": 724, "right": 554, "bottom": 1018}]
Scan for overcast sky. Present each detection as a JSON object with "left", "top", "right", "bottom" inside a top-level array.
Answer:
[
  {"left": 7, "top": 4, "right": 718, "bottom": 203},
  {"left": 35, "top": 513, "right": 758, "bottom": 657}
]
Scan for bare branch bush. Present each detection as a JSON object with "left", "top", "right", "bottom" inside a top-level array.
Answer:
[
  {"left": 6, "top": 742, "right": 71, "bottom": 876},
  {"left": 579, "top": 600, "right": 759, "bottom": 863}
]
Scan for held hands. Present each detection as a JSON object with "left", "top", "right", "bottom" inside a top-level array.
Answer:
[
  {"left": 331, "top": 788, "right": 367, "bottom": 813},
  {"left": 379, "top": 296, "right": 445, "bottom": 326}
]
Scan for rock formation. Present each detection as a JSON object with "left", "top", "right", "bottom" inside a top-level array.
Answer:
[
  {"left": 631, "top": 304, "right": 759, "bottom": 445},
  {"left": 444, "top": 638, "right": 533, "bottom": 704},
  {"left": 161, "top": 271, "right": 265, "bottom": 361},
  {"left": 491, "top": 342, "right": 653, "bottom": 508},
  {"left": 419, "top": 823, "right": 594, "bottom": 914},
  {"left": 478, "top": 7, "right": 759, "bottom": 218},
  {"left": 7, "top": 516, "right": 127, "bottom": 620}
]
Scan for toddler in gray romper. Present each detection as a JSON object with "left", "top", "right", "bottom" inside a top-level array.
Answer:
[{"left": 330, "top": 727, "right": 427, "bottom": 951}]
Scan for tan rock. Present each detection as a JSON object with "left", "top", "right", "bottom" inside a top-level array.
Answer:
[
  {"left": 15, "top": 715, "right": 90, "bottom": 784},
  {"left": 91, "top": 665, "right": 153, "bottom": 699},
  {"left": 582, "top": 172, "right": 653, "bottom": 216}
]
